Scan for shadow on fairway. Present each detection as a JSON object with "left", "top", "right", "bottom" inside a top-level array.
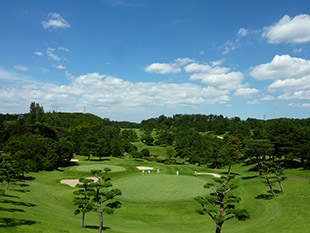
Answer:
[
  {"left": 0, "top": 217, "right": 36, "bottom": 227},
  {"left": 255, "top": 194, "right": 274, "bottom": 200},
  {"left": 255, "top": 190, "right": 282, "bottom": 200},
  {"left": 85, "top": 225, "right": 111, "bottom": 230},
  {"left": 242, "top": 175, "right": 258, "bottom": 180},
  {"left": 0, "top": 199, "right": 36, "bottom": 207},
  {"left": 0, "top": 207, "right": 25, "bottom": 212}
]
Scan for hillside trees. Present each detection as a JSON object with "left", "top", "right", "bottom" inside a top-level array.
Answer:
[{"left": 195, "top": 175, "right": 249, "bottom": 233}]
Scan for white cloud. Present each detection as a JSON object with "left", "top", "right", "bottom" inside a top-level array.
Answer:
[
  {"left": 47, "top": 47, "right": 61, "bottom": 61},
  {"left": 42, "top": 13, "right": 70, "bottom": 30},
  {"left": 34, "top": 51, "right": 44, "bottom": 57},
  {"left": 238, "top": 28, "right": 249, "bottom": 37},
  {"left": 250, "top": 55, "right": 310, "bottom": 103},
  {"left": 268, "top": 76, "right": 310, "bottom": 92},
  {"left": 234, "top": 87, "right": 259, "bottom": 98},
  {"left": 222, "top": 41, "right": 237, "bottom": 55},
  {"left": 189, "top": 71, "right": 244, "bottom": 90},
  {"left": 250, "top": 54, "right": 310, "bottom": 80},
  {"left": 262, "top": 14, "right": 310, "bottom": 44},
  {"left": 144, "top": 62, "right": 181, "bottom": 74},
  {"left": 53, "top": 64, "right": 66, "bottom": 70},
  {"left": 0, "top": 69, "right": 234, "bottom": 119},
  {"left": 14, "top": 65, "right": 29, "bottom": 72}
]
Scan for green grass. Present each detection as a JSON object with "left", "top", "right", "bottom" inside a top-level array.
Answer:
[
  {"left": 1, "top": 156, "right": 309, "bottom": 233},
  {"left": 114, "top": 175, "right": 211, "bottom": 202}
]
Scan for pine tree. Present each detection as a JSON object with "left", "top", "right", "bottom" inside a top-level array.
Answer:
[{"left": 195, "top": 175, "right": 249, "bottom": 233}]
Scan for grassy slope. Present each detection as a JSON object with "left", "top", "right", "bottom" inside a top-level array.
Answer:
[{"left": 1, "top": 156, "right": 309, "bottom": 233}]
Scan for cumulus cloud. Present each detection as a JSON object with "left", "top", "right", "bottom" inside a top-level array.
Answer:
[
  {"left": 144, "top": 62, "right": 182, "bottom": 74},
  {"left": 42, "top": 13, "right": 70, "bottom": 29},
  {"left": 250, "top": 54, "right": 310, "bottom": 103},
  {"left": 234, "top": 87, "right": 259, "bottom": 98},
  {"left": 0, "top": 69, "right": 233, "bottom": 121},
  {"left": 262, "top": 14, "right": 310, "bottom": 44},
  {"left": 250, "top": 54, "right": 310, "bottom": 80}
]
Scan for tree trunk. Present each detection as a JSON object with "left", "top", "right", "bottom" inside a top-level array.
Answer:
[
  {"left": 227, "top": 163, "right": 232, "bottom": 175},
  {"left": 98, "top": 201, "right": 103, "bottom": 233},
  {"left": 278, "top": 181, "right": 284, "bottom": 193},
  {"left": 81, "top": 212, "right": 85, "bottom": 227},
  {"left": 216, "top": 222, "right": 223, "bottom": 233},
  {"left": 266, "top": 177, "right": 276, "bottom": 197},
  {"left": 5, "top": 181, "right": 9, "bottom": 190}
]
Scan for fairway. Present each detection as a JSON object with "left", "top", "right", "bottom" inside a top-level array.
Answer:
[
  {"left": 115, "top": 174, "right": 211, "bottom": 202},
  {"left": 75, "top": 164, "right": 126, "bottom": 173},
  {"left": 1, "top": 156, "right": 309, "bottom": 233}
]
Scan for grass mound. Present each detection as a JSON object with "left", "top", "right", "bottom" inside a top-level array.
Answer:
[{"left": 115, "top": 174, "right": 210, "bottom": 202}]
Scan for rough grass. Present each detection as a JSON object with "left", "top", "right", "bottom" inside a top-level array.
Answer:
[{"left": 0, "top": 155, "right": 309, "bottom": 233}]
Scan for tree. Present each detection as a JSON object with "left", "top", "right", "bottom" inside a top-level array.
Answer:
[
  {"left": 0, "top": 153, "right": 20, "bottom": 190},
  {"left": 195, "top": 175, "right": 249, "bottom": 233},
  {"left": 259, "top": 161, "right": 287, "bottom": 198},
  {"left": 218, "top": 136, "right": 242, "bottom": 175},
  {"left": 90, "top": 169, "right": 122, "bottom": 233},
  {"left": 73, "top": 178, "right": 95, "bottom": 227},
  {"left": 243, "top": 139, "right": 274, "bottom": 175}
]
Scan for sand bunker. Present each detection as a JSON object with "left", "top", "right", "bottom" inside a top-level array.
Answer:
[
  {"left": 136, "top": 166, "right": 154, "bottom": 170},
  {"left": 196, "top": 172, "right": 221, "bottom": 178},
  {"left": 60, "top": 177, "right": 98, "bottom": 187}
]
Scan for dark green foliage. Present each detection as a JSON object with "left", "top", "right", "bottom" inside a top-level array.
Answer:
[
  {"left": 195, "top": 176, "right": 249, "bottom": 233},
  {"left": 141, "top": 132, "right": 154, "bottom": 146},
  {"left": 0, "top": 153, "right": 20, "bottom": 190},
  {"left": 73, "top": 169, "right": 122, "bottom": 231},
  {"left": 259, "top": 161, "right": 287, "bottom": 198},
  {"left": 73, "top": 178, "right": 95, "bottom": 227},
  {"left": 90, "top": 169, "right": 122, "bottom": 233}
]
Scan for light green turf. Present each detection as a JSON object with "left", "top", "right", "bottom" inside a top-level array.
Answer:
[
  {"left": 114, "top": 174, "right": 211, "bottom": 202},
  {"left": 0, "top": 155, "right": 309, "bottom": 233},
  {"left": 76, "top": 164, "right": 126, "bottom": 173}
]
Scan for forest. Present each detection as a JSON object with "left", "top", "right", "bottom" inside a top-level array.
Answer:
[{"left": 0, "top": 102, "right": 309, "bottom": 184}]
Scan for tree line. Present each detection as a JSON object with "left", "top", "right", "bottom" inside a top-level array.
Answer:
[{"left": 1, "top": 103, "right": 309, "bottom": 190}]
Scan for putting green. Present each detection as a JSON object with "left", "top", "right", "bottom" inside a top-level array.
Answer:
[
  {"left": 75, "top": 164, "right": 126, "bottom": 173},
  {"left": 115, "top": 174, "right": 211, "bottom": 202}
]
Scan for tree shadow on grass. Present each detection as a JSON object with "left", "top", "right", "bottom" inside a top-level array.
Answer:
[
  {"left": 0, "top": 207, "right": 25, "bottom": 212},
  {"left": 0, "top": 199, "right": 36, "bottom": 207},
  {"left": 255, "top": 190, "right": 282, "bottom": 200},
  {"left": 0, "top": 217, "right": 36, "bottom": 227},
  {"left": 255, "top": 194, "right": 274, "bottom": 200},
  {"left": 242, "top": 175, "right": 258, "bottom": 180},
  {"left": 85, "top": 225, "right": 111, "bottom": 230}
]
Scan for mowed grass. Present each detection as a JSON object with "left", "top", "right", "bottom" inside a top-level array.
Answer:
[
  {"left": 115, "top": 174, "right": 211, "bottom": 202},
  {"left": 0, "top": 156, "right": 309, "bottom": 233}
]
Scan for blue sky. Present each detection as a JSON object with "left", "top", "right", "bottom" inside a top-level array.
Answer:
[{"left": 1, "top": 0, "right": 310, "bottom": 122}]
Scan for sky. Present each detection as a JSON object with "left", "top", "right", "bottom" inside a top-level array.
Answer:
[{"left": 1, "top": 0, "right": 310, "bottom": 122}]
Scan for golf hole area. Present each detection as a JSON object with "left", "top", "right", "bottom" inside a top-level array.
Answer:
[
  {"left": 75, "top": 164, "right": 126, "bottom": 173},
  {"left": 115, "top": 175, "right": 211, "bottom": 203}
]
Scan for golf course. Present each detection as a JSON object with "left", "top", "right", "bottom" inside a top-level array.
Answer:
[{"left": 1, "top": 155, "right": 309, "bottom": 233}]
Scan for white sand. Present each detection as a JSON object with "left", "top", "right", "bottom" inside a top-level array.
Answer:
[
  {"left": 196, "top": 172, "right": 221, "bottom": 178},
  {"left": 60, "top": 176, "right": 98, "bottom": 187},
  {"left": 136, "top": 166, "right": 154, "bottom": 170},
  {"left": 70, "top": 159, "right": 79, "bottom": 162}
]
